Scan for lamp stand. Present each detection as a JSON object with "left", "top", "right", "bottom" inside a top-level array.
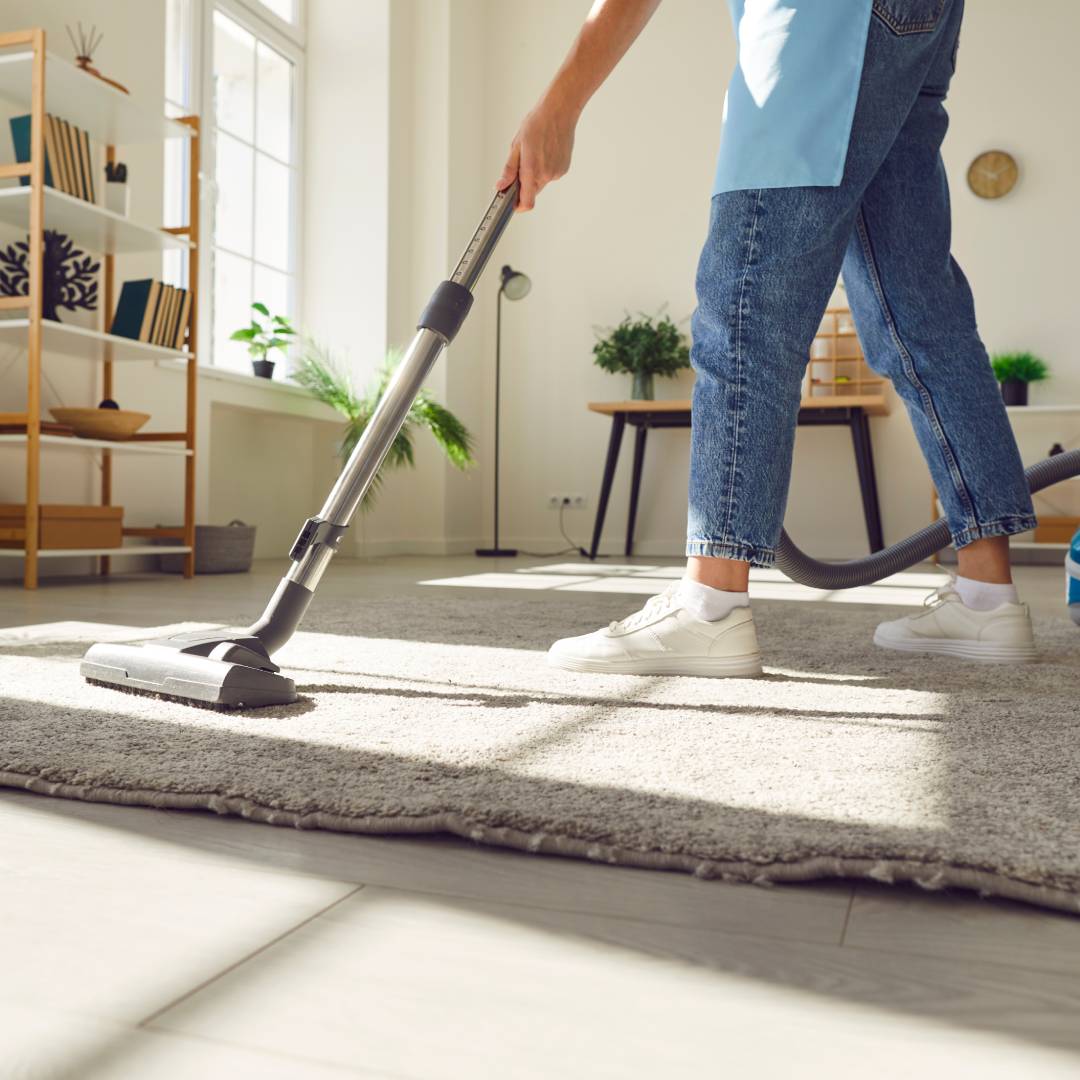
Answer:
[{"left": 476, "top": 286, "right": 518, "bottom": 557}]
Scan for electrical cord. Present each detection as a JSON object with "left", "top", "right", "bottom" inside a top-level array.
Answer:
[{"left": 519, "top": 499, "right": 592, "bottom": 559}]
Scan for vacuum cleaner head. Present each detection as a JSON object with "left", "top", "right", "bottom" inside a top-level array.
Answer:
[{"left": 81, "top": 634, "right": 298, "bottom": 710}]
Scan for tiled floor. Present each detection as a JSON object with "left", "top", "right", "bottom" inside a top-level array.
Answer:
[{"left": 2, "top": 556, "right": 1078, "bottom": 1079}]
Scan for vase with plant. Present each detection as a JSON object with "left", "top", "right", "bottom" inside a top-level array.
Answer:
[
  {"left": 991, "top": 351, "right": 1048, "bottom": 407},
  {"left": 230, "top": 301, "right": 296, "bottom": 378},
  {"left": 293, "top": 341, "right": 474, "bottom": 503},
  {"left": 592, "top": 310, "right": 690, "bottom": 400}
]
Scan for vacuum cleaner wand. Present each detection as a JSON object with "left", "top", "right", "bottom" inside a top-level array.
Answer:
[{"left": 82, "top": 182, "right": 521, "bottom": 709}]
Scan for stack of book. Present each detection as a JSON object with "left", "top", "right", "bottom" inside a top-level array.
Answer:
[
  {"left": 9, "top": 114, "right": 97, "bottom": 203},
  {"left": 109, "top": 279, "right": 192, "bottom": 351}
]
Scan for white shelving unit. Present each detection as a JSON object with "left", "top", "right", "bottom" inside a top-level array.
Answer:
[
  {"left": 0, "top": 544, "right": 190, "bottom": 559},
  {"left": 0, "top": 319, "right": 192, "bottom": 363},
  {"left": 0, "top": 434, "right": 192, "bottom": 456},
  {"left": 0, "top": 49, "right": 192, "bottom": 143},
  {"left": 0, "top": 28, "right": 200, "bottom": 587},
  {"left": 0, "top": 186, "right": 192, "bottom": 256}
]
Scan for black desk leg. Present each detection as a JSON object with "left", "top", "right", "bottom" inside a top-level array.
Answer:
[
  {"left": 588, "top": 413, "right": 626, "bottom": 561},
  {"left": 850, "top": 408, "right": 884, "bottom": 552},
  {"left": 625, "top": 424, "right": 648, "bottom": 556}
]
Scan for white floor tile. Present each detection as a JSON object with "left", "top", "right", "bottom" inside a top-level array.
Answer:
[
  {"left": 152, "top": 886, "right": 1080, "bottom": 1080},
  {"left": 0, "top": 793, "right": 356, "bottom": 1024}
]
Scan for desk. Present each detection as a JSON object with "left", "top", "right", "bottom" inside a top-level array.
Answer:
[{"left": 586, "top": 396, "right": 889, "bottom": 560}]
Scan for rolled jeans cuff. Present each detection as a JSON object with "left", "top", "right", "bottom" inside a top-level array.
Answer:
[
  {"left": 951, "top": 515, "right": 1039, "bottom": 550},
  {"left": 685, "top": 537, "right": 776, "bottom": 567}
]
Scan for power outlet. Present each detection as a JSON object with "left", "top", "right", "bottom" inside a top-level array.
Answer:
[{"left": 547, "top": 493, "right": 587, "bottom": 511}]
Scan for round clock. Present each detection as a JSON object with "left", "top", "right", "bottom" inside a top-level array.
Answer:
[{"left": 967, "top": 150, "right": 1018, "bottom": 199}]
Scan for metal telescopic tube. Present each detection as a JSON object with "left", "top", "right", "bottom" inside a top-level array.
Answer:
[{"left": 284, "top": 181, "right": 520, "bottom": 594}]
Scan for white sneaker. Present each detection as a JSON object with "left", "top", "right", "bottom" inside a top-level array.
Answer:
[
  {"left": 547, "top": 583, "right": 763, "bottom": 676},
  {"left": 873, "top": 580, "right": 1036, "bottom": 663}
]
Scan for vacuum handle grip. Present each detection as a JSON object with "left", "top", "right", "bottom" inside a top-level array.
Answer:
[{"left": 450, "top": 179, "right": 519, "bottom": 292}]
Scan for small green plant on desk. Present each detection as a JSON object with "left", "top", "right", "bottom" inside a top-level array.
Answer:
[
  {"left": 991, "top": 351, "right": 1048, "bottom": 407},
  {"left": 293, "top": 341, "right": 474, "bottom": 506},
  {"left": 230, "top": 301, "right": 297, "bottom": 378},
  {"left": 592, "top": 310, "right": 690, "bottom": 401}
]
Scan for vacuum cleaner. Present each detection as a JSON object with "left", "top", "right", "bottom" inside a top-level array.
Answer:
[{"left": 81, "top": 180, "right": 1080, "bottom": 709}]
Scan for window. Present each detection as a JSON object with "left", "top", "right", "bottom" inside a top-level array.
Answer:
[
  {"left": 256, "top": 0, "right": 296, "bottom": 25},
  {"left": 163, "top": 0, "right": 194, "bottom": 289},
  {"left": 164, "top": 0, "right": 303, "bottom": 375}
]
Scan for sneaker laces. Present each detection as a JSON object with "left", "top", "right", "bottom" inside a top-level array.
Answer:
[
  {"left": 609, "top": 583, "right": 680, "bottom": 633},
  {"left": 922, "top": 575, "right": 960, "bottom": 611}
]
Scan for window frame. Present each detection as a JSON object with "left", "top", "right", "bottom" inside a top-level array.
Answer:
[{"left": 168, "top": 0, "right": 305, "bottom": 374}]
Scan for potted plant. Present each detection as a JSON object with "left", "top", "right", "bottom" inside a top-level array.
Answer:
[
  {"left": 991, "top": 351, "right": 1048, "bottom": 406},
  {"left": 592, "top": 310, "right": 690, "bottom": 400},
  {"left": 230, "top": 301, "right": 296, "bottom": 378},
  {"left": 293, "top": 341, "right": 474, "bottom": 502}
]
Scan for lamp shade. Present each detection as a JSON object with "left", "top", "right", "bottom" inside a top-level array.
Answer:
[{"left": 500, "top": 264, "right": 531, "bottom": 302}]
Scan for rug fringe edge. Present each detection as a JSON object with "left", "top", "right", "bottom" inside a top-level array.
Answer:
[{"left": 4, "top": 770, "right": 1078, "bottom": 916}]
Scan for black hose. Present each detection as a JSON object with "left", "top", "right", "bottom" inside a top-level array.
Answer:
[{"left": 775, "top": 448, "right": 1080, "bottom": 589}]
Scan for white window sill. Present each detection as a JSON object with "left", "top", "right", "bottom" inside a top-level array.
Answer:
[{"left": 156, "top": 359, "right": 341, "bottom": 421}]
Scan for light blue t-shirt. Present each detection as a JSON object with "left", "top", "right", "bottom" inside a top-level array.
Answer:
[{"left": 714, "top": 0, "right": 874, "bottom": 194}]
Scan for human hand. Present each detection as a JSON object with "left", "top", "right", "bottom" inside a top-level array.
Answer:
[{"left": 497, "top": 93, "right": 579, "bottom": 212}]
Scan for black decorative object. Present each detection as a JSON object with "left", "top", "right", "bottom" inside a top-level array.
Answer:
[
  {"left": 476, "top": 264, "right": 531, "bottom": 559},
  {"left": 0, "top": 230, "right": 100, "bottom": 322}
]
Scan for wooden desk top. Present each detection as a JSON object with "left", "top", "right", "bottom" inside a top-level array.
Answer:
[{"left": 588, "top": 395, "right": 890, "bottom": 417}]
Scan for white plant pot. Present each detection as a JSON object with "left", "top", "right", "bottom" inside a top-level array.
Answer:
[{"left": 105, "top": 181, "right": 129, "bottom": 217}]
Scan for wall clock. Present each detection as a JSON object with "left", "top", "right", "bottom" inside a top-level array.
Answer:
[{"left": 967, "top": 150, "right": 1018, "bottom": 199}]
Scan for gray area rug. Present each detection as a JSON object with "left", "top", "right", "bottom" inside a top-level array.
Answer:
[{"left": 2, "top": 589, "right": 1079, "bottom": 912}]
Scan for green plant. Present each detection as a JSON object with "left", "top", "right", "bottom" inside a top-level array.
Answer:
[
  {"left": 293, "top": 341, "right": 474, "bottom": 507},
  {"left": 229, "top": 301, "right": 296, "bottom": 365},
  {"left": 991, "top": 351, "right": 1049, "bottom": 384},
  {"left": 592, "top": 310, "right": 690, "bottom": 380}
]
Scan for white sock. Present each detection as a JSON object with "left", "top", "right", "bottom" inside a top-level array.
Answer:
[
  {"left": 954, "top": 575, "right": 1019, "bottom": 612},
  {"left": 677, "top": 578, "right": 750, "bottom": 622}
]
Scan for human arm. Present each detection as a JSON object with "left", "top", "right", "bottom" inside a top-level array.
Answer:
[{"left": 497, "top": 0, "right": 662, "bottom": 211}]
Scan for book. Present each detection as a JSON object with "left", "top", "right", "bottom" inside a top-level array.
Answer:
[
  {"left": 109, "top": 279, "right": 153, "bottom": 340},
  {"left": 151, "top": 285, "right": 174, "bottom": 345},
  {"left": 8, "top": 115, "right": 54, "bottom": 188},
  {"left": 166, "top": 287, "right": 187, "bottom": 345},
  {"left": 78, "top": 128, "right": 95, "bottom": 204},
  {"left": 57, "top": 119, "right": 79, "bottom": 199},
  {"left": 162, "top": 287, "right": 180, "bottom": 346},
  {"left": 138, "top": 281, "right": 162, "bottom": 342},
  {"left": 48, "top": 116, "right": 72, "bottom": 196},
  {"left": 172, "top": 289, "right": 192, "bottom": 350},
  {"left": 41, "top": 116, "right": 62, "bottom": 191},
  {"left": 60, "top": 120, "right": 85, "bottom": 200}
]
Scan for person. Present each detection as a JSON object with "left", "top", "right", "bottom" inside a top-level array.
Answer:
[{"left": 499, "top": 0, "right": 1037, "bottom": 676}]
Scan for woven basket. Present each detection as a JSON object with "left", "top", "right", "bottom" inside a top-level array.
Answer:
[{"left": 158, "top": 519, "right": 256, "bottom": 574}]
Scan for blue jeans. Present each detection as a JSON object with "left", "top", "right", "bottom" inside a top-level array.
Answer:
[{"left": 686, "top": 0, "right": 1036, "bottom": 565}]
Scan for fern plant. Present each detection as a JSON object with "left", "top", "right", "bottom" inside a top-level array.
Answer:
[{"left": 293, "top": 341, "right": 474, "bottom": 507}]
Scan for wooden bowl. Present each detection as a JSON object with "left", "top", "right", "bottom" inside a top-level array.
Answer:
[{"left": 50, "top": 407, "right": 151, "bottom": 441}]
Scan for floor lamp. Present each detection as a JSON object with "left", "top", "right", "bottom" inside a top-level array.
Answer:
[{"left": 476, "top": 264, "right": 531, "bottom": 558}]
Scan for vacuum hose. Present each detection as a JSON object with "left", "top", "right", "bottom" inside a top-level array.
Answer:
[{"left": 775, "top": 448, "right": 1080, "bottom": 589}]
